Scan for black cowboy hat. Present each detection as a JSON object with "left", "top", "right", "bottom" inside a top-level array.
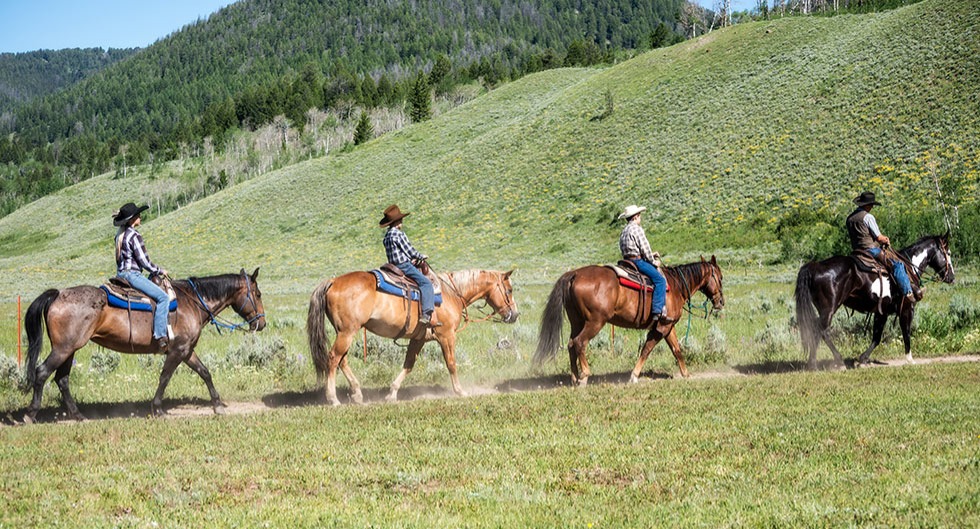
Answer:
[
  {"left": 112, "top": 202, "right": 149, "bottom": 226},
  {"left": 379, "top": 204, "right": 410, "bottom": 227},
  {"left": 853, "top": 191, "right": 881, "bottom": 207}
]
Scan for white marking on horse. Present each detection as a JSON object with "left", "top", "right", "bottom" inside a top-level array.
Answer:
[
  {"left": 912, "top": 250, "right": 928, "bottom": 271},
  {"left": 871, "top": 277, "right": 891, "bottom": 299}
]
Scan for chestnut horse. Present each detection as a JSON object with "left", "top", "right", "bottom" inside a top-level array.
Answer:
[
  {"left": 534, "top": 257, "right": 724, "bottom": 386},
  {"left": 23, "top": 269, "right": 266, "bottom": 422},
  {"left": 795, "top": 234, "right": 954, "bottom": 369},
  {"left": 307, "top": 269, "right": 518, "bottom": 406}
]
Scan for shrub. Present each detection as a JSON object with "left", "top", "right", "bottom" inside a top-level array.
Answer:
[
  {"left": 224, "top": 335, "right": 285, "bottom": 369},
  {"left": 0, "top": 354, "right": 24, "bottom": 390},
  {"left": 89, "top": 349, "right": 121, "bottom": 375}
]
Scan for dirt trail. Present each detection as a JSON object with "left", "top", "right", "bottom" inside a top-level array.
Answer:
[
  {"left": 9, "top": 354, "right": 979, "bottom": 424},
  {"left": 170, "top": 354, "right": 980, "bottom": 419}
]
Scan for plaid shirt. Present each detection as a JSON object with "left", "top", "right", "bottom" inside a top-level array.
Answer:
[
  {"left": 619, "top": 221, "right": 656, "bottom": 263},
  {"left": 383, "top": 226, "right": 424, "bottom": 265},
  {"left": 116, "top": 227, "right": 162, "bottom": 275}
]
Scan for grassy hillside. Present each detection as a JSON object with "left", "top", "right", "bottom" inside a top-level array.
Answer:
[{"left": 1, "top": 0, "right": 978, "bottom": 298}]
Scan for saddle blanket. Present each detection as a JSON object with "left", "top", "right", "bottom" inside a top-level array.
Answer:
[
  {"left": 370, "top": 270, "right": 443, "bottom": 305},
  {"left": 100, "top": 285, "right": 178, "bottom": 312},
  {"left": 607, "top": 264, "right": 669, "bottom": 293}
]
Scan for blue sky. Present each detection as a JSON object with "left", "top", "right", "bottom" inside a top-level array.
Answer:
[
  {"left": 0, "top": 0, "right": 759, "bottom": 54},
  {"left": 0, "top": 0, "right": 234, "bottom": 53}
]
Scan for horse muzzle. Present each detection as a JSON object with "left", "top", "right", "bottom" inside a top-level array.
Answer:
[{"left": 502, "top": 309, "right": 519, "bottom": 324}]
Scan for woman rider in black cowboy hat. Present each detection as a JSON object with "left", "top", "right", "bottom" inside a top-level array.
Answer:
[{"left": 113, "top": 202, "right": 171, "bottom": 350}]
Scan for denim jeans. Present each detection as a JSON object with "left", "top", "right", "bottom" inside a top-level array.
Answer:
[
  {"left": 867, "top": 247, "right": 912, "bottom": 296},
  {"left": 118, "top": 271, "right": 170, "bottom": 339},
  {"left": 629, "top": 258, "right": 667, "bottom": 314},
  {"left": 396, "top": 261, "right": 435, "bottom": 316}
]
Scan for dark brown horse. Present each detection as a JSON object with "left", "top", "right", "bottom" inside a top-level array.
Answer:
[
  {"left": 23, "top": 269, "right": 266, "bottom": 422},
  {"left": 534, "top": 257, "right": 724, "bottom": 385},
  {"left": 307, "top": 269, "right": 518, "bottom": 406},
  {"left": 795, "top": 234, "right": 954, "bottom": 369}
]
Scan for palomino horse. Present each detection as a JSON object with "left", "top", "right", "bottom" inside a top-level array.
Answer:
[
  {"left": 534, "top": 257, "right": 724, "bottom": 386},
  {"left": 795, "top": 234, "right": 954, "bottom": 369},
  {"left": 23, "top": 269, "right": 266, "bottom": 422},
  {"left": 307, "top": 269, "right": 518, "bottom": 406}
]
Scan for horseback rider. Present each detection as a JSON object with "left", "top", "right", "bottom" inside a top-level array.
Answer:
[
  {"left": 619, "top": 204, "right": 670, "bottom": 322},
  {"left": 113, "top": 202, "right": 171, "bottom": 350},
  {"left": 845, "top": 191, "right": 919, "bottom": 302},
  {"left": 380, "top": 204, "right": 435, "bottom": 326}
]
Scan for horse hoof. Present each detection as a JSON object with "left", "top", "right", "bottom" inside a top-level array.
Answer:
[
  {"left": 905, "top": 355, "right": 915, "bottom": 364},
  {"left": 384, "top": 394, "right": 398, "bottom": 403},
  {"left": 213, "top": 406, "right": 226, "bottom": 415},
  {"left": 350, "top": 394, "right": 365, "bottom": 405},
  {"left": 629, "top": 375, "right": 639, "bottom": 384},
  {"left": 70, "top": 413, "right": 87, "bottom": 422},
  {"left": 832, "top": 363, "right": 846, "bottom": 372},
  {"left": 23, "top": 414, "right": 35, "bottom": 425}
]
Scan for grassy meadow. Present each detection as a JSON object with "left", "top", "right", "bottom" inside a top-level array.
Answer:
[{"left": 1, "top": 0, "right": 979, "bottom": 525}]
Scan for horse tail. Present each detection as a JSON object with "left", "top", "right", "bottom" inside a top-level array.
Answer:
[
  {"left": 25, "top": 289, "right": 59, "bottom": 387},
  {"left": 533, "top": 271, "right": 573, "bottom": 366},
  {"left": 306, "top": 279, "right": 334, "bottom": 383},
  {"left": 794, "top": 263, "right": 820, "bottom": 354}
]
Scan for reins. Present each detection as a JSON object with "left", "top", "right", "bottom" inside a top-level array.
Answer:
[{"left": 185, "top": 272, "right": 264, "bottom": 334}]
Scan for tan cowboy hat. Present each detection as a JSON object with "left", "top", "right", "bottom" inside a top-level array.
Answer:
[
  {"left": 379, "top": 204, "right": 410, "bottom": 227},
  {"left": 618, "top": 205, "right": 647, "bottom": 220},
  {"left": 112, "top": 202, "right": 149, "bottom": 226},
  {"left": 853, "top": 191, "right": 881, "bottom": 207}
]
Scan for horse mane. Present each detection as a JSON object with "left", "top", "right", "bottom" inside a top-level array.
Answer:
[
  {"left": 438, "top": 269, "right": 482, "bottom": 290},
  {"left": 174, "top": 274, "right": 241, "bottom": 301}
]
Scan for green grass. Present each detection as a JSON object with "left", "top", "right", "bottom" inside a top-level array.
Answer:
[{"left": 1, "top": 362, "right": 978, "bottom": 527}]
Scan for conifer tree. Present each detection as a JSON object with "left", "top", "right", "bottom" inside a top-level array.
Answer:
[
  {"left": 409, "top": 72, "right": 431, "bottom": 123},
  {"left": 353, "top": 110, "right": 373, "bottom": 145}
]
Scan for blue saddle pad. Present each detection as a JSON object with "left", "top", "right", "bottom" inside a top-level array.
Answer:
[
  {"left": 101, "top": 286, "right": 178, "bottom": 312},
  {"left": 370, "top": 270, "right": 442, "bottom": 305}
]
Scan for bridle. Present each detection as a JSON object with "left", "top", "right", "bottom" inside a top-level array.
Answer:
[
  {"left": 443, "top": 271, "right": 516, "bottom": 330},
  {"left": 187, "top": 271, "right": 265, "bottom": 334}
]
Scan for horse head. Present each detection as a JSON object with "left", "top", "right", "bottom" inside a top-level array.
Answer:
[
  {"left": 905, "top": 233, "right": 955, "bottom": 285},
  {"left": 699, "top": 255, "right": 725, "bottom": 314},
  {"left": 483, "top": 270, "right": 519, "bottom": 323},
  {"left": 233, "top": 267, "right": 267, "bottom": 331}
]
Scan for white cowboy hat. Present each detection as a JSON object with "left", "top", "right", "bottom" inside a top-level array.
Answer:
[{"left": 618, "top": 205, "right": 647, "bottom": 220}]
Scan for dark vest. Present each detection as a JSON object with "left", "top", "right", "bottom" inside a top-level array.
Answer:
[{"left": 846, "top": 209, "right": 878, "bottom": 250}]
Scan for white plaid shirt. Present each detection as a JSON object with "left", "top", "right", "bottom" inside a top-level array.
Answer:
[
  {"left": 619, "top": 221, "right": 656, "bottom": 262},
  {"left": 116, "top": 227, "right": 162, "bottom": 275},
  {"left": 383, "top": 226, "right": 424, "bottom": 265}
]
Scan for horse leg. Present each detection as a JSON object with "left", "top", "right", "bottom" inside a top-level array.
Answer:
[
  {"left": 24, "top": 348, "right": 74, "bottom": 424},
  {"left": 857, "top": 314, "right": 887, "bottom": 367},
  {"left": 435, "top": 332, "right": 466, "bottom": 397},
  {"left": 814, "top": 308, "right": 845, "bottom": 371},
  {"left": 338, "top": 355, "right": 364, "bottom": 405},
  {"left": 900, "top": 306, "right": 915, "bottom": 364},
  {"left": 629, "top": 328, "right": 664, "bottom": 383},
  {"left": 570, "top": 320, "right": 603, "bottom": 387},
  {"left": 387, "top": 339, "right": 425, "bottom": 402},
  {"left": 820, "top": 330, "right": 846, "bottom": 370},
  {"left": 182, "top": 351, "right": 226, "bottom": 413},
  {"left": 664, "top": 328, "right": 690, "bottom": 378},
  {"left": 52, "top": 353, "right": 86, "bottom": 421},
  {"left": 150, "top": 351, "right": 185, "bottom": 416},
  {"left": 325, "top": 330, "right": 356, "bottom": 406}
]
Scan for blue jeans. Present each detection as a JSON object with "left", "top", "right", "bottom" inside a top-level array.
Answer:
[
  {"left": 118, "top": 271, "right": 169, "bottom": 339},
  {"left": 396, "top": 261, "right": 434, "bottom": 316},
  {"left": 629, "top": 259, "right": 667, "bottom": 314},
  {"left": 868, "top": 247, "right": 912, "bottom": 296}
]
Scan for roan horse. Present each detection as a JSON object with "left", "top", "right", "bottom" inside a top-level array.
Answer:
[
  {"left": 307, "top": 269, "right": 518, "bottom": 406},
  {"left": 795, "top": 234, "right": 955, "bottom": 369},
  {"left": 23, "top": 269, "right": 266, "bottom": 422},
  {"left": 534, "top": 257, "right": 725, "bottom": 386}
]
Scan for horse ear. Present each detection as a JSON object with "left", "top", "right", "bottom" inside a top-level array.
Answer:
[
  {"left": 710, "top": 255, "right": 717, "bottom": 265},
  {"left": 700, "top": 255, "right": 705, "bottom": 262},
  {"left": 943, "top": 230, "right": 951, "bottom": 243},
  {"left": 503, "top": 269, "right": 514, "bottom": 279},
  {"left": 252, "top": 267, "right": 260, "bottom": 280}
]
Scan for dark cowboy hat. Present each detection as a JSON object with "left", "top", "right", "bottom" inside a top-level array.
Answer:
[
  {"left": 112, "top": 202, "right": 149, "bottom": 226},
  {"left": 853, "top": 191, "right": 881, "bottom": 207},
  {"left": 379, "top": 204, "right": 410, "bottom": 227}
]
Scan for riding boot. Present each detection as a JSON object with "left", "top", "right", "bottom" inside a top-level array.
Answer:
[{"left": 155, "top": 337, "right": 169, "bottom": 352}]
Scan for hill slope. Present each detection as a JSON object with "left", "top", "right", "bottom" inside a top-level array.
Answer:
[{"left": 1, "top": 0, "right": 977, "bottom": 296}]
